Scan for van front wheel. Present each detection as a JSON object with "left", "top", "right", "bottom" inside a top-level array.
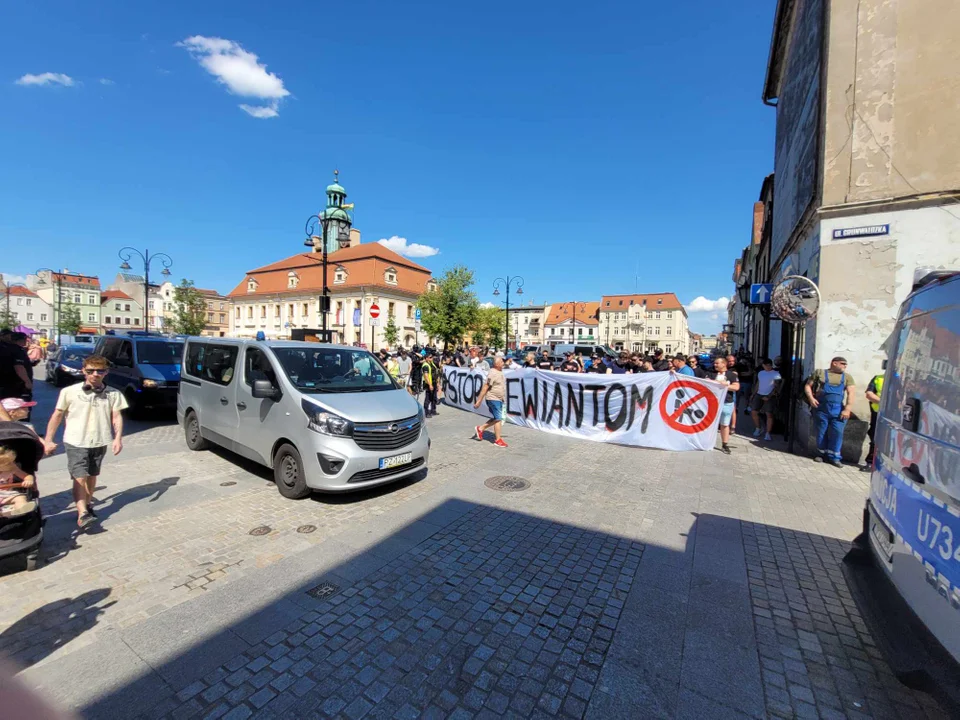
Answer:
[{"left": 274, "top": 444, "right": 310, "bottom": 499}]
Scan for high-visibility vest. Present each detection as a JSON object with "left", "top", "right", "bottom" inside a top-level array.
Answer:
[{"left": 869, "top": 374, "right": 884, "bottom": 413}]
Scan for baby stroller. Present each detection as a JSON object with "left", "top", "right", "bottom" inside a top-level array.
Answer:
[{"left": 0, "top": 422, "right": 46, "bottom": 572}]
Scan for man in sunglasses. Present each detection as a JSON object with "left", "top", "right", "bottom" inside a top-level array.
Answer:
[{"left": 43, "top": 354, "right": 128, "bottom": 529}]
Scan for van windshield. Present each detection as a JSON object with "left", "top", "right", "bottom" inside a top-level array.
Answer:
[
  {"left": 136, "top": 341, "right": 184, "bottom": 365},
  {"left": 272, "top": 347, "right": 398, "bottom": 393}
]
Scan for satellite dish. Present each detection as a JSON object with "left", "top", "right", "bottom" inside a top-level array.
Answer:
[{"left": 771, "top": 275, "right": 820, "bottom": 324}]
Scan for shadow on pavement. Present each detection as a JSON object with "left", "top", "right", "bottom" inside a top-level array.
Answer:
[
  {"left": 0, "top": 589, "right": 115, "bottom": 669},
  {"left": 8, "top": 501, "right": 945, "bottom": 719}
]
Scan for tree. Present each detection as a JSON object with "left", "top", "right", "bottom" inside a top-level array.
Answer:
[
  {"left": 383, "top": 314, "right": 399, "bottom": 347},
  {"left": 57, "top": 302, "right": 83, "bottom": 336},
  {"left": 171, "top": 280, "right": 208, "bottom": 336},
  {"left": 417, "top": 265, "right": 480, "bottom": 350},
  {"left": 470, "top": 306, "right": 506, "bottom": 349},
  {"left": 0, "top": 307, "right": 15, "bottom": 331}
]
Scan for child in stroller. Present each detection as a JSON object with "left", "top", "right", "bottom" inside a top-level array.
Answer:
[{"left": 0, "top": 421, "right": 46, "bottom": 571}]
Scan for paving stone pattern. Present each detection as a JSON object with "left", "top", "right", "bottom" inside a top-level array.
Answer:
[{"left": 160, "top": 506, "right": 642, "bottom": 720}]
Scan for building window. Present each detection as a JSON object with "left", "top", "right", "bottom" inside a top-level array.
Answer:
[
  {"left": 665, "top": 344, "right": 672, "bottom": 353},
  {"left": 274, "top": 305, "right": 281, "bottom": 319},
  {"left": 208, "top": 312, "right": 214, "bottom": 322},
  {"left": 657, "top": 298, "right": 662, "bottom": 305},
  {"left": 134, "top": 318, "right": 140, "bottom": 326},
  {"left": 219, "top": 313, "right": 225, "bottom": 323},
  {"left": 247, "top": 307, "right": 253, "bottom": 319},
  {"left": 334, "top": 267, "right": 347, "bottom": 284},
  {"left": 666, "top": 327, "right": 672, "bottom": 336},
  {"left": 235, "top": 307, "right": 241, "bottom": 319},
  {"left": 288, "top": 303, "right": 294, "bottom": 318},
  {"left": 385, "top": 267, "right": 398, "bottom": 285},
  {"left": 220, "top": 303, "right": 224, "bottom": 310},
  {"left": 40, "top": 313, "right": 47, "bottom": 322},
  {"left": 426, "top": 280, "right": 438, "bottom": 292},
  {"left": 124, "top": 303, "right": 131, "bottom": 311},
  {"left": 655, "top": 311, "right": 661, "bottom": 319},
  {"left": 302, "top": 303, "right": 309, "bottom": 316},
  {"left": 105, "top": 316, "right": 112, "bottom": 323},
  {"left": 260, "top": 306, "right": 266, "bottom": 319},
  {"left": 88, "top": 294, "right": 97, "bottom": 304},
  {"left": 407, "top": 305, "right": 413, "bottom": 320},
  {"left": 287, "top": 272, "right": 299, "bottom": 289},
  {"left": 26, "top": 313, "right": 34, "bottom": 321},
  {"left": 88, "top": 313, "right": 96, "bottom": 322},
  {"left": 388, "top": 301, "right": 395, "bottom": 317},
  {"left": 666, "top": 311, "right": 673, "bottom": 319},
  {"left": 25, "top": 298, "right": 32, "bottom": 306},
  {"left": 247, "top": 278, "right": 257, "bottom": 292},
  {"left": 124, "top": 317, "right": 131, "bottom": 325},
  {"left": 74, "top": 293, "right": 81, "bottom": 303}
]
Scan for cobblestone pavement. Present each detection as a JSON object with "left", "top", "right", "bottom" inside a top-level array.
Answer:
[{"left": 1, "top": 387, "right": 948, "bottom": 719}]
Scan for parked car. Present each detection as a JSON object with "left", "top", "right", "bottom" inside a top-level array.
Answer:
[
  {"left": 93, "top": 333, "right": 184, "bottom": 416},
  {"left": 44, "top": 344, "right": 94, "bottom": 386},
  {"left": 549, "top": 344, "right": 613, "bottom": 368},
  {"left": 178, "top": 338, "right": 430, "bottom": 497},
  {"left": 845, "top": 269, "right": 960, "bottom": 712}
]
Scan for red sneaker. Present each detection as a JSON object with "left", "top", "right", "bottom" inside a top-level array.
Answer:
[
  {"left": 494, "top": 438, "right": 508, "bottom": 448},
  {"left": 475, "top": 426, "right": 484, "bottom": 440}
]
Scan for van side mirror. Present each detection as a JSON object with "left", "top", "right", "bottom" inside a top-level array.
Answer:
[{"left": 252, "top": 379, "right": 280, "bottom": 400}]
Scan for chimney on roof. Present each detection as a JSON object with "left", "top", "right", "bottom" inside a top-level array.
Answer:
[{"left": 62, "top": 268, "right": 69, "bottom": 273}]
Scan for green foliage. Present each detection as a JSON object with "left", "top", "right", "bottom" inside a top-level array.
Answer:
[
  {"left": 417, "top": 265, "right": 479, "bottom": 350},
  {"left": 0, "top": 307, "right": 15, "bottom": 331},
  {"left": 383, "top": 314, "right": 399, "bottom": 347},
  {"left": 470, "top": 306, "right": 506, "bottom": 349},
  {"left": 57, "top": 303, "right": 83, "bottom": 335},
  {"left": 171, "top": 280, "right": 208, "bottom": 336}
]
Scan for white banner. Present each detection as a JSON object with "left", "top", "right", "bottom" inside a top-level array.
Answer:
[{"left": 443, "top": 366, "right": 727, "bottom": 452}]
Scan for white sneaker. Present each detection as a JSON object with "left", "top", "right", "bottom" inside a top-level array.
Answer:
[
  {"left": 752, "top": 429, "right": 762, "bottom": 438},
  {"left": 763, "top": 433, "right": 772, "bottom": 441}
]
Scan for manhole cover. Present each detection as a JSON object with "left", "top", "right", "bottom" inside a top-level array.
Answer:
[
  {"left": 220, "top": 481, "right": 237, "bottom": 487},
  {"left": 249, "top": 526, "right": 272, "bottom": 536},
  {"left": 484, "top": 476, "right": 531, "bottom": 492},
  {"left": 306, "top": 581, "right": 341, "bottom": 600},
  {"left": 297, "top": 524, "right": 317, "bottom": 534}
]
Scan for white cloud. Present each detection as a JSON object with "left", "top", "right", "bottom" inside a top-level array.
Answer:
[
  {"left": 479, "top": 302, "right": 496, "bottom": 309},
  {"left": 240, "top": 103, "right": 279, "bottom": 119},
  {"left": 685, "top": 296, "right": 730, "bottom": 313},
  {"left": 99, "top": 78, "right": 114, "bottom": 85},
  {"left": 710, "top": 313, "right": 720, "bottom": 320},
  {"left": 178, "top": 35, "right": 289, "bottom": 118},
  {"left": 0, "top": 273, "right": 28, "bottom": 285},
  {"left": 377, "top": 236, "right": 440, "bottom": 258},
  {"left": 15, "top": 72, "right": 75, "bottom": 87}
]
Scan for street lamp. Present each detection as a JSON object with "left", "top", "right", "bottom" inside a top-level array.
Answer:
[
  {"left": 304, "top": 212, "right": 351, "bottom": 342},
  {"left": 492, "top": 276, "right": 524, "bottom": 350},
  {"left": 34, "top": 267, "right": 65, "bottom": 345},
  {"left": 561, "top": 301, "right": 587, "bottom": 344},
  {"left": 118, "top": 248, "right": 172, "bottom": 333}
]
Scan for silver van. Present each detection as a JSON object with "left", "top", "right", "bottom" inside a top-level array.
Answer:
[
  {"left": 177, "top": 338, "right": 430, "bottom": 497},
  {"left": 846, "top": 270, "right": 960, "bottom": 709}
]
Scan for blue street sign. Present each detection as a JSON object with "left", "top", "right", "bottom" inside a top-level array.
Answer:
[
  {"left": 750, "top": 283, "right": 773, "bottom": 305},
  {"left": 415, "top": 308, "right": 421, "bottom": 321}
]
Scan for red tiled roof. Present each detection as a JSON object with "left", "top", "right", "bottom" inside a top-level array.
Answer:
[
  {"left": 195, "top": 288, "right": 226, "bottom": 298},
  {"left": 599, "top": 293, "right": 684, "bottom": 313},
  {"left": 101, "top": 290, "right": 134, "bottom": 302},
  {"left": 545, "top": 302, "right": 601, "bottom": 327},
  {"left": 5, "top": 286, "right": 38, "bottom": 297},
  {"left": 53, "top": 273, "right": 100, "bottom": 288},
  {"left": 228, "top": 244, "right": 433, "bottom": 299}
]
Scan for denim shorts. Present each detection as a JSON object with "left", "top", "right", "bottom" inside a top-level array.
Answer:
[
  {"left": 719, "top": 403, "right": 735, "bottom": 427},
  {"left": 485, "top": 400, "right": 505, "bottom": 421}
]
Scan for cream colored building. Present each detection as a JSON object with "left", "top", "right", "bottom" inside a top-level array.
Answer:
[
  {"left": 505, "top": 303, "right": 547, "bottom": 349},
  {"left": 100, "top": 290, "right": 144, "bottom": 332},
  {"left": 599, "top": 293, "right": 689, "bottom": 355}
]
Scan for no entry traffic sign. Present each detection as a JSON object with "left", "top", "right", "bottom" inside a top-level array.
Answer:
[
  {"left": 658, "top": 379, "right": 719, "bottom": 435},
  {"left": 369, "top": 303, "right": 380, "bottom": 319}
]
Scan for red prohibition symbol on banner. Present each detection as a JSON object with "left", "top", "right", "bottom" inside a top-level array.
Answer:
[{"left": 659, "top": 380, "right": 720, "bottom": 435}]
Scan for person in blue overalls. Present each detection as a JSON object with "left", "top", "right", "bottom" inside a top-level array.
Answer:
[{"left": 804, "top": 356, "right": 856, "bottom": 467}]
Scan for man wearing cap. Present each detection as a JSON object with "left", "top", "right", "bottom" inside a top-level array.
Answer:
[
  {"left": 805, "top": 356, "right": 855, "bottom": 467},
  {"left": 422, "top": 350, "right": 439, "bottom": 417},
  {"left": 560, "top": 352, "right": 580, "bottom": 373},
  {"left": 671, "top": 354, "right": 695, "bottom": 376},
  {"left": 652, "top": 349, "right": 670, "bottom": 372}
]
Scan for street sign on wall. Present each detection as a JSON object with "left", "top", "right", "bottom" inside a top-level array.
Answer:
[
  {"left": 415, "top": 307, "right": 421, "bottom": 321},
  {"left": 750, "top": 284, "right": 773, "bottom": 305},
  {"left": 370, "top": 318, "right": 380, "bottom": 327},
  {"left": 369, "top": 303, "right": 380, "bottom": 319},
  {"left": 414, "top": 320, "right": 421, "bottom": 331}
]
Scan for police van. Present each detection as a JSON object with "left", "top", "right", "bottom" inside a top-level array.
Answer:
[{"left": 845, "top": 269, "right": 960, "bottom": 712}]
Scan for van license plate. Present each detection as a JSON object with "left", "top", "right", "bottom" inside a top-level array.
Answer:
[
  {"left": 379, "top": 453, "right": 412, "bottom": 470},
  {"left": 870, "top": 508, "right": 895, "bottom": 561}
]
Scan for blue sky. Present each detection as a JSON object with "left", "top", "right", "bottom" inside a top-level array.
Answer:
[{"left": 0, "top": 0, "right": 775, "bottom": 335}]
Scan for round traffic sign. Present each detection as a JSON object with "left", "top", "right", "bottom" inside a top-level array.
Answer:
[
  {"left": 658, "top": 379, "right": 720, "bottom": 435},
  {"left": 369, "top": 304, "right": 380, "bottom": 319}
]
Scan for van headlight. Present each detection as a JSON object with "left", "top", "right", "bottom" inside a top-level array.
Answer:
[
  {"left": 142, "top": 379, "right": 160, "bottom": 388},
  {"left": 301, "top": 399, "right": 354, "bottom": 437},
  {"left": 60, "top": 364, "right": 81, "bottom": 374}
]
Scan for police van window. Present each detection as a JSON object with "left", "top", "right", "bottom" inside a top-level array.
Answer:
[
  {"left": 99, "top": 337, "right": 121, "bottom": 362},
  {"left": 185, "top": 343, "right": 239, "bottom": 386},
  {"left": 245, "top": 347, "right": 278, "bottom": 387},
  {"left": 885, "top": 306, "right": 960, "bottom": 441},
  {"left": 116, "top": 341, "right": 134, "bottom": 366}
]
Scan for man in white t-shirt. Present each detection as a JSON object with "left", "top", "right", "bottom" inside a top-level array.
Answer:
[{"left": 750, "top": 358, "right": 781, "bottom": 441}]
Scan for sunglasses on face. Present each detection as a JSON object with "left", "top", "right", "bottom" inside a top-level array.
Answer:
[{"left": 84, "top": 368, "right": 107, "bottom": 375}]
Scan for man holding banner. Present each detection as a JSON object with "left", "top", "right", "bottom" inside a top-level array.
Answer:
[{"left": 473, "top": 356, "right": 508, "bottom": 448}]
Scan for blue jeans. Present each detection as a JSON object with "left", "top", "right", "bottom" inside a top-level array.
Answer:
[{"left": 814, "top": 410, "right": 846, "bottom": 460}]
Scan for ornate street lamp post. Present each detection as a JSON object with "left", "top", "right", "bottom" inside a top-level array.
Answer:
[
  {"left": 118, "top": 248, "right": 173, "bottom": 333},
  {"left": 492, "top": 276, "right": 524, "bottom": 350},
  {"left": 562, "top": 301, "right": 587, "bottom": 343}
]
